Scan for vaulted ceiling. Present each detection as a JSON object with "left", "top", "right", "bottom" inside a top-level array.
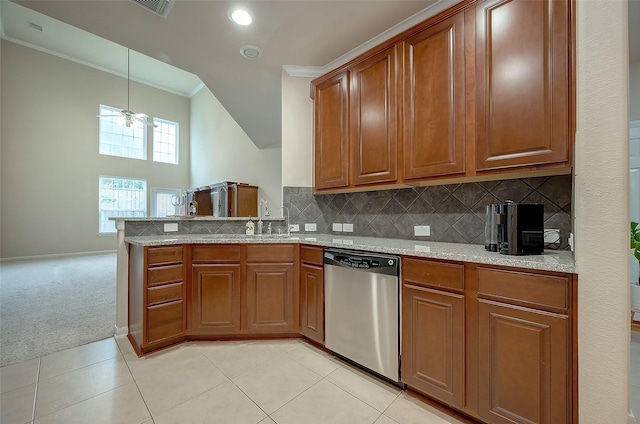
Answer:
[{"left": 4, "top": 0, "right": 453, "bottom": 149}]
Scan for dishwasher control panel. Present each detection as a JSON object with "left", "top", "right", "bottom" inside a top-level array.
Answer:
[{"left": 323, "top": 249, "right": 399, "bottom": 275}]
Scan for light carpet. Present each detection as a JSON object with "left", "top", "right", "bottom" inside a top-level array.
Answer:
[{"left": 0, "top": 253, "right": 116, "bottom": 367}]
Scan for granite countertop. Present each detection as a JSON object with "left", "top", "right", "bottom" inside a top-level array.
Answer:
[
  {"left": 110, "top": 216, "right": 285, "bottom": 221},
  {"left": 125, "top": 233, "right": 575, "bottom": 274}
]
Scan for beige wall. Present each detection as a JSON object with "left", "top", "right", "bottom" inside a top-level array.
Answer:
[
  {"left": 190, "top": 86, "right": 282, "bottom": 209},
  {"left": 571, "top": 0, "right": 629, "bottom": 421},
  {"left": 0, "top": 41, "right": 191, "bottom": 258},
  {"left": 281, "top": 73, "right": 314, "bottom": 187},
  {"left": 631, "top": 61, "right": 640, "bottom": 122}
]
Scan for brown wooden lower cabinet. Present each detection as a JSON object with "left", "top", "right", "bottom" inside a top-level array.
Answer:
[
  {"left": 129, "top": 244, "right": 186, "bottom": 354},
  {"left": 191, "top": 264, "right": 241, "bottom": 334},
  {"left": 402, "top": 284, "right": 465, "bottom": 408},
  {"left": 477, "top": 299, "right": 569, "bottom": 424},
  {"left": 245, "top": 263, "right": 296, "bottom": 333},
  {"left": 300, "top": 262, "right": 324, "bottom": 343},
  {"left": 129, "top": 243, "right": 576, "bottom": 424},
  {"left": 400, "top": 258, "right": 574, "bottom": 424}
]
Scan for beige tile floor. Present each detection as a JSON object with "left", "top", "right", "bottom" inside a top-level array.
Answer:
[{"left": 1, "top": 337, "right": 464, "bottom": 424}]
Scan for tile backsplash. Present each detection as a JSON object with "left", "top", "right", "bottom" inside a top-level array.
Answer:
[{"left": 283, "top": 175, "right": 572, "bottom": 249}]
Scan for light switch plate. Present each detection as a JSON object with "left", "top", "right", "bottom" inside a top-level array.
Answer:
[
  {"left": 343, "top": 223, "right": 353, "bottom": 232},
  {"left": 414, "top": 225, "right": 431, "bottom": 236},
  {"left": 332, "top": 223, "right": 343, "bottom": 232},
  {"left": 289, "top": 224, "right": 300, "bottom": 232},
  {"left": 164, "top": 223, "right": 179, "bottom": 232},
  {"left": 305, "top": 223, "right": 317, "bottom": 232}
]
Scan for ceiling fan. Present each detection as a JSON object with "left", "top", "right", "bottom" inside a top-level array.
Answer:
[{"left": 96, "top": 49, "right": 157, "bottom": 128}]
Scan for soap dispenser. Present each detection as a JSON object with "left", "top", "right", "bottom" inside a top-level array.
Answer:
[{"left": 246, "top": 217, "right": 255, "bottom": 235}]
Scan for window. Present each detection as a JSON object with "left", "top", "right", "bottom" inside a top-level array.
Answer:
[
  {"left": 153, "top": 118, "right": 179, "bottom": 164},
  {"left": 99, "top": 177, "right": 147, "bottom": 234},
  {"left": 98, "top": 104, "right": 147, "bottom": 160},
  {"left": 151, "top": 188, "right": 182, "bottom": 217}
]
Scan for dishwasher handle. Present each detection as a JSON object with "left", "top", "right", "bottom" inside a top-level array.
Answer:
[{"left": 323, "top": 249, "right": 399, "bottom": 276}]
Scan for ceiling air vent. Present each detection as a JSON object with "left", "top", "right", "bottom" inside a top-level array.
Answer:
[{"left": 129, "top": 0, "right": 173, "bottom": 18}]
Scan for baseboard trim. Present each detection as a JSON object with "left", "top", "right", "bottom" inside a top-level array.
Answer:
[
  {"left": 0, "top": 250, "right": 117, "bottom": 262},
  {"left": 114, "top": 325, "right": 129, "bottom": 338},
  {"left": 629, "top": 410, "right": 637, "bottom": 424}
]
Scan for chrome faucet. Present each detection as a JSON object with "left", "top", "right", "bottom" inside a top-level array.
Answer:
[
  {"left": 258, "top": 199, "right": 268, "bottom": 235},
  {"left": 281, "top": 206, "right": 290, "bottom": 236}
]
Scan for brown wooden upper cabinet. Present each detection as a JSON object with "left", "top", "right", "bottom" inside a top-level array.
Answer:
[
  {"left": 312, "top": 0, "right": 573, "bottom": 193},
  {"left": 350, "top": 46, "right": 399, "bottom": 186},
  {"left": 475, "top": 0, "right": 571, "bottom": 171},
  {"left": 403, "top": 12, "right": 466, "bottom": 180},
  {"left": 314, "top": 72, "right": 350, "bottom": 190}
]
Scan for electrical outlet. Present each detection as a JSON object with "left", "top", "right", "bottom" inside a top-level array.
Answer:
[
  {"left": 568, "top": 232, "right": 574, "bottom": 251},
  {"left": 343, "top": 223, "right": 354, "bottom": 232},
  {"left": 414, "top": 225, "right": 431, "bottom": 236},
  {"left": 305, "top": 223, "right": 317, "bottom": 232},
  {"left": 289, "top": 224, "right": 299, "bottom": 232},
  {"left": 544, "top": 229, "right": 561, "bottom": 244},
  {"left": 332, "top": 223, "right": 343, "bottom": 232},
  {"left": 164, "top": 223, "right": 178, "bottom": 232}
]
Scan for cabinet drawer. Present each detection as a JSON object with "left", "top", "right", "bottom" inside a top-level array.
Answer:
[
  {"left": 148, "top": 282, "right": 183, "bottom": 306},
  {"left": 147, "top": 246, "right": 183, "bottom": 266},
  {"left": 147, "top": 265, "right": 183, "bottom": 287},
  {"left": 146, "top": 300, "right": 184, "bottom": 343},
  {"left": 192, "top": 245, "right": 241, "bottom": 262},
  {"left": 403, "top": 258, "right": 464, "bottom": 292},
  {"left": 246, "top": 244, "right": 295, "bottom": 262},
  {"left": 477, "top": 267, "right": 569, "bottom": 313},
  {"left": 301, "top": 245, "right": 323, "bottom": 266}
]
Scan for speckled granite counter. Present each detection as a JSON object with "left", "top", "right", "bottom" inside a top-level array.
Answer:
[{"left": 125, "top": 234, "right": 575, "bottom": 274}]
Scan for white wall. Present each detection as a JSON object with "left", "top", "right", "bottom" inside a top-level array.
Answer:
[
  {"left": 190, "top": 86, "right": 282, "bottom": 210},
  {"left": 0, "top": 41, "right": 191, "bottom": 258},
  {"left": 574, "top": 0, "right": 630, "bottom": 422},
  {"left": 282, "top": 73, "right": 314, "bottom": 187},
  {"left": 631, "top": 61, "right": 640, "bottom": 122}
]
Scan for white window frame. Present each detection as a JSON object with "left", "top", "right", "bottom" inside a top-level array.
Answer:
[
  {"left": 98, "top": 104, "right": 147, "bottom": 160},
  {"left": 152, "top": 118, "right": 179, "bottom": 164},
  {"left": 151, "top": 188, "right": 183, "bottom": 217},
  {"left": 98, "top": 176, "right": 147, "bottom": 234}
]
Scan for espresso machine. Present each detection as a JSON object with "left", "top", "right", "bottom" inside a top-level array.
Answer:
[{"left": 485, "top": 202, "right": 544, "bottom": 255}]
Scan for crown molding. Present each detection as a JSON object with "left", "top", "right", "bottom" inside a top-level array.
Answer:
[{"left": 283, "top": 0, "right": 460, "bottom": 78}]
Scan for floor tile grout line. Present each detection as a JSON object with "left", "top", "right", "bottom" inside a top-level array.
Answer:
[
  {"left": 121, "top": 351, "right": 156, "bottom": 422},
  {"left": 30, "top": 356, "right": 41, "bottom": 424},
  {"left": 264, "top": 374, "right": 327, "bottom": 418}
]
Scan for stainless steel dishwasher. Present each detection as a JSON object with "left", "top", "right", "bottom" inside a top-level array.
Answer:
[{"left": 324, "top": 248, "right": 401, "bottom": 383}]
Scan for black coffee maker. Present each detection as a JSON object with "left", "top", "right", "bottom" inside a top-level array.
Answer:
[{"left": 496, "top": 201, "right": 544, "bottom": 255}]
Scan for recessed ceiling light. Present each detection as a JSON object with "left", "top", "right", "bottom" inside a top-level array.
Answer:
[
  {"left": 240, "top": 45, "right": 262, "bottom": 59},
  {"left": 229, "top": 8, "right": 253, "bottom": 26}
]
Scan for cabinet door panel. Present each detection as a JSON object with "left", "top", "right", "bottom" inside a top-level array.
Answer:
[
  {"left": 402, "top": 284, "right": 464, "bottom": 407},
  {"left": 314, "top": 72, "right": 350, "bottom": 190},
  {"left": 478, "top": 299, "right": 569, "bottom": 424},
  {"left": 192, "top": 264, "right": 241, "bottom": 334},
  {"left": 403, "top": 13, "right": 466, "bottom": 180},
  {"left": 246, "top": 264, "right": 295, "bottom": 333},
  {"left": 350, "top": 46, "right": 398, "bottom": 185},
  {"left": 476, "top": 0, "right": 570, "bottom": 170},
  {"left": 300, "top": 263, "right": 324, "bottom": 343}
]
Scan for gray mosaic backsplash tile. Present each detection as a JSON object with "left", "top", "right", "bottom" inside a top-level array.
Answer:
[{"left": 283, "top": 175, "right": 572, "bottom": 249}]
